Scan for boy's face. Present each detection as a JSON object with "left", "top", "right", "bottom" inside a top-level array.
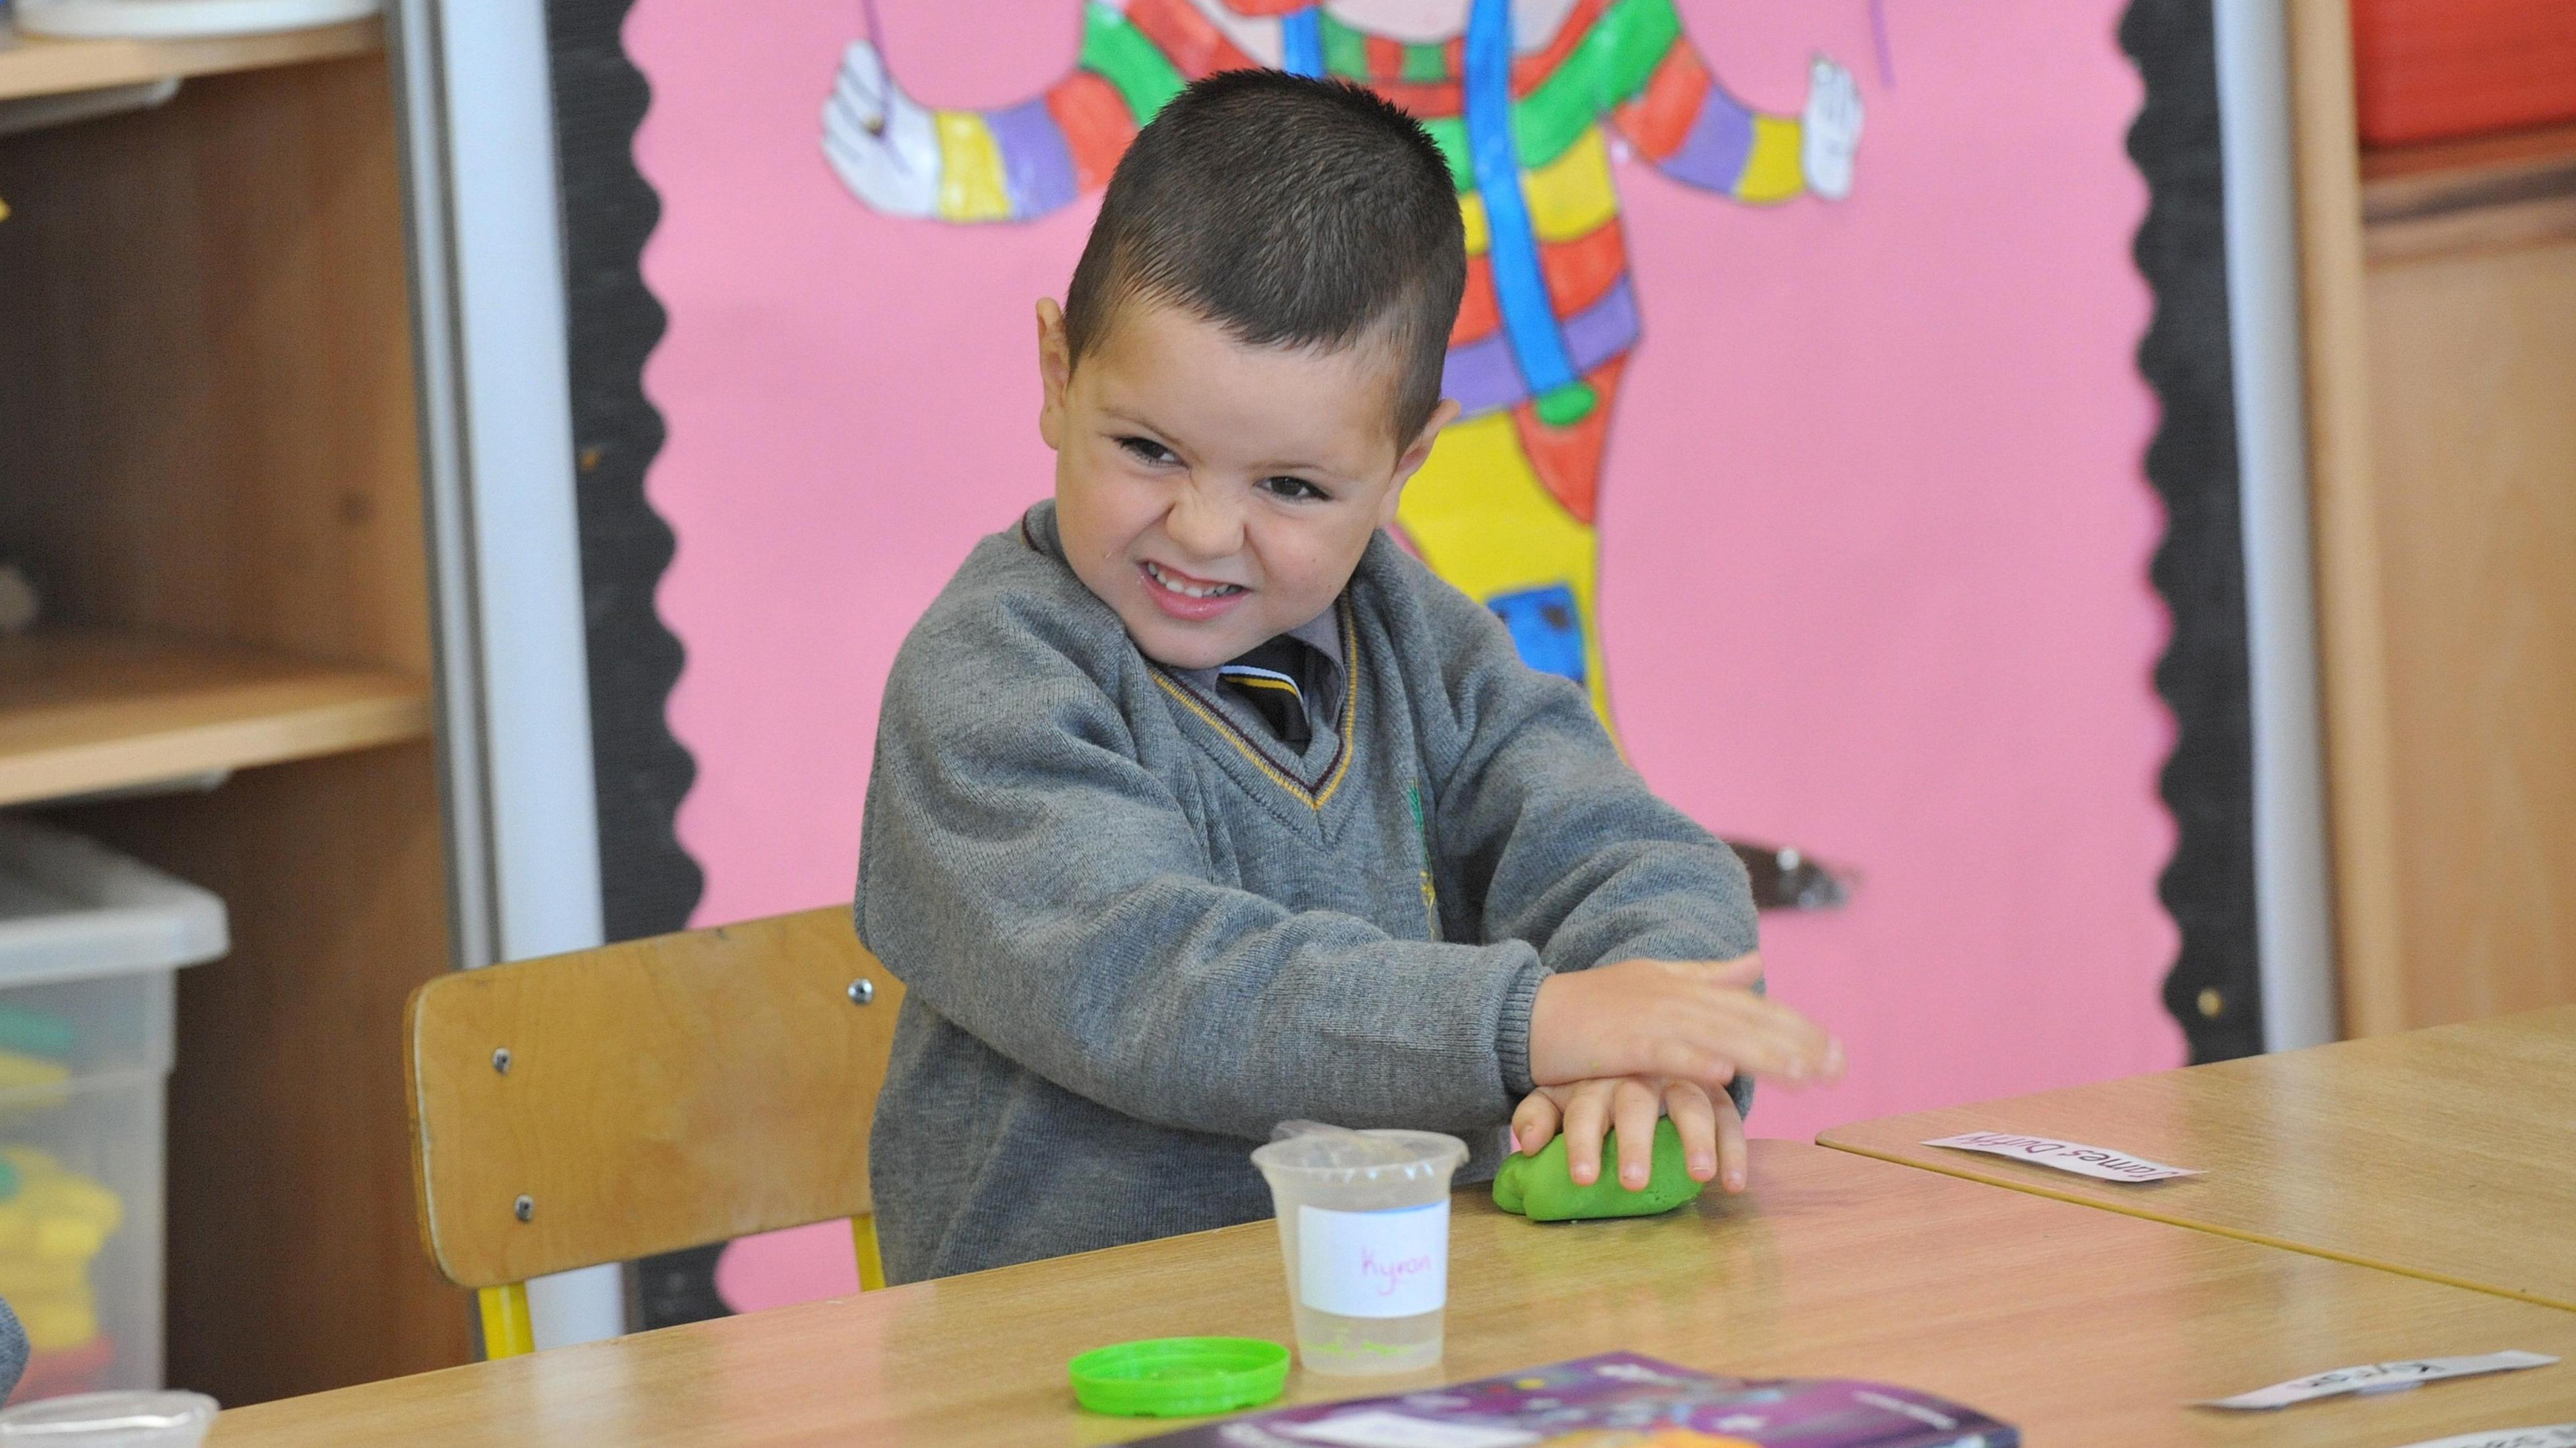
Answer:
[{"left": 1038, "top": 295, "right": 1456, "bottom": 670}]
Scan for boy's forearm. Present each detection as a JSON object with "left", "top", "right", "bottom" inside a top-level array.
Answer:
[
  {"left": 1447, "top": 752, "right": 1757, "bottom": 981},
  {"left": 1426, "top": 587, "right": 1756, "bottom": 979},
  {"left": 865, "top": 859, "right": 1547, "bottom": 1139},
  {"left": 1481, "top": 826, "right": 1756, "bottom": 972}
]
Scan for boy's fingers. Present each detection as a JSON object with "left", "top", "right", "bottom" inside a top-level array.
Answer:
[
  {"left": 1716, "top": 1095, "right": 1749, "bottom": 1193},
  {"left": 1510, "top": 1092, "right": 1562, "bottom": 1156},
  {"left": 1611, "top": 1078, "right": 1660, "bottom": 1189},
  {"left": 1653, "top": 1043, "right": 1741, "bottom": 1105},
  {"left": 1662, "top": 1080, "right": 1719, "bottom": 1182},
  {"left": 1561, "top": 1080, "right": 1613, "bottom": 1186},
  {"left": 1642, "top": 1033, "right": 1735, "bottom": 1086},
  {"left": 1697, "top": 995, "right": 1843, "bottom": 1084},
  {"left": 1707, "top": 953, "right": 1765, "bottom": 987}
]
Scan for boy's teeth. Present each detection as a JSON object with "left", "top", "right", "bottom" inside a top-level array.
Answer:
[{"left": 1146, "top": 562, "right": 1241, "bottom": 599}]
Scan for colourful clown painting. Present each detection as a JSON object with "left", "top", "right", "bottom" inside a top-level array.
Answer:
[{"left": 821, "top": 0, "right": 1865, "bottom": 732}]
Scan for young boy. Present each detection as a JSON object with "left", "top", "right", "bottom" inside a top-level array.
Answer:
[{"left": 859, "top": 70, "right": 1841, "bottom": 1285}]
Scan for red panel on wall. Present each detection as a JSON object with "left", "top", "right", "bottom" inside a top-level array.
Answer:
[{"left": 2352, "top": 0, "right": 2576, "bottom": 147}]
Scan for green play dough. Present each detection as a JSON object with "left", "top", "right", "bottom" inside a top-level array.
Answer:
[{"left": 1493, "top": 1118, "right": 1703, "bottom": 1222}]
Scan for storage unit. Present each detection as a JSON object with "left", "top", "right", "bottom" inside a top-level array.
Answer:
[
  {"left": 0, "top": 15, "right": 478, "bottom": 1406},
  {"left": 2349, "top": 0, "right": 2576, "bottom": 146},
  {"left": 2290, "top": 3, "right": 2576, "bottom": 1034},
  {"left": 0, "top": 816, "right": 227, "bottom": 1400}
]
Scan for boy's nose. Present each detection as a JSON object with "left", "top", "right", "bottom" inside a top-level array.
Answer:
[{"left": 1164, "top": 478, "right": 1244, "bottom": 559}]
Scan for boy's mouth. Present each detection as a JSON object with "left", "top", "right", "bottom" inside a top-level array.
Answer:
[{"left": 1139, "top": 560, "right": 1249, "bottom": 620}]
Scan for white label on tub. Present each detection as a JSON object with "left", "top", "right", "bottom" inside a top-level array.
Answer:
[
  {"left": 1297, "top": 1201, "right": 1449, "bottom": 1318},
  {"left": 1922, "top": 1131, "right": 2200, "bottom": 1182},
  {"left": 2200, "top": 1351, "right": 2559, "bottom": 1409},
  {"left": 2389, "top": 1427, "right": 2576, "bottom": 1448}
]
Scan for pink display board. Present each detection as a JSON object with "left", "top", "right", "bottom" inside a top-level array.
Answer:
[{"left": 624, "top": 0, "right": 2183, "bottom": 1314}]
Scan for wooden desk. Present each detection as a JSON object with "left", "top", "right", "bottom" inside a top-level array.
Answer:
[
  {"left": 213, "top": 1141, "right": 2576, "bottom": 1446},
  {"left": 1819, "top": 1005, "right": 2576, "bottom": 1310}
]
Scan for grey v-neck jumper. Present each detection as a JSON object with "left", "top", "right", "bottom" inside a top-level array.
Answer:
[{"left": 859, "top": 502, "right": 1756, "bottom": 1282}]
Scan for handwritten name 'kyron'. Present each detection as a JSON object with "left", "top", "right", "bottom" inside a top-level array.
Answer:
[{"left": 1359, "top": 1247, "right": 1436, "bottom": 1298}]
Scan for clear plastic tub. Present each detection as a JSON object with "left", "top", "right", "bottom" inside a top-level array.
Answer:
[
  {"left": 0, "top": 1073, "right": 168, "bottom": 1400},
  {"left": 0, "top": 820, "right": 226, "bottom": 1402},
  {"left": 1250, "top": 1125, "right": 1468, "bottom": 1376},
  {"left": 11, "top": 0, "right": 378, "bottom": 40},
  {"left": 0, "top": 823, "right": 222, "bottom": 993}
]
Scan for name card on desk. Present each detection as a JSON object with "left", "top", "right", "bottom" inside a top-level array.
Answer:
[
  {"left": 2392, "top": 1426, "right": 2576, "bottom": 1448},
  {"left": 2201, "top": 1350, "right": 2559, "bottom": 1410},
  {"left": 1921, "top": 1131, "right": 2199, "bottom": 1182}
]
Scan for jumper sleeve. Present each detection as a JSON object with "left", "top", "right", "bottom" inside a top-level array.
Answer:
[
  {"left": 1407, "top": 561, "right": 1760, "bottom": 1107},
  {"left": 920, "top": 0, "right": 1254, "bottom": 223},
  {"left": 1605, "top": 21, "right": 1807, "bottom": 204},
  {"left": 857, "top": 588, "right": 1546, "bottom": 1142}
]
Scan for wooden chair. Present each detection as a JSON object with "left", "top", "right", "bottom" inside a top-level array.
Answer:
[{"left": 404, "top": 905, "right": 904, "bottom": 1357}]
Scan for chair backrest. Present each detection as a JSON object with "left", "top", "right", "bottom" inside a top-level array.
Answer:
[{"left": 405, "top": 905, "right": 903, "bottom": 1290}]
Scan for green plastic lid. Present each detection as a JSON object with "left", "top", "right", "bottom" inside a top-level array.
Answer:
[{"left": 1067, "top": 1337, "right": 1290, "bottom": 1418}]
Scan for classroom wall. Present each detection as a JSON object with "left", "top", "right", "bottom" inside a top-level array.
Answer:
[{"left": 615, "top": 0, "right": 2185, "bottom": 1311}]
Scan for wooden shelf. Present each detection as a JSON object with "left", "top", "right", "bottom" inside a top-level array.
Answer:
[
  {"left": 0, "top": 629, "right": 430, "bottom": 807},
  {"left": 0, "top": 17, "right": 378, "bottom": 104}
]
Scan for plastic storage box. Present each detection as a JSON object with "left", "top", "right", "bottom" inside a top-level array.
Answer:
[
  {"left": 0, "top": 818, "right": 227, "bottom": 1404},
  {"left": 2351, "top": 0, "right": 2576, "bottom": 146}
]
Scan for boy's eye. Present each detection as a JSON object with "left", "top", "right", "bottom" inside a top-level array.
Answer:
[
  {"left": 1118, "top": 437, "right": 1178, "bottom": 466},
  {"left": 1261, "top": 476, "right": 1330, "bottom": 502}
]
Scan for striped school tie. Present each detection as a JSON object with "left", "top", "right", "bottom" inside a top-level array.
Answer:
[{"left": 1217, "top": 637, "right": 1315, "bottom": 748}]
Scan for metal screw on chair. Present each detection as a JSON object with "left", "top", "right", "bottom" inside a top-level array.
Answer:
[
  {"left": 492, "top": 1048, "right": 513, "bottom": 1074},
  {"left": 847, "top": 979, "right": 875, "bottom": 1005},
  {"left": 515, "top": 1194, "right": 535, "bottom": 1223}
]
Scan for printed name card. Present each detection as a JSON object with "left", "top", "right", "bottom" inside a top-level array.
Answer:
[
  {"left": 2391, "top": 1427, "right": 2576, "bottom": 1448},
  {"left": 1921, "top": 1131, "right": 2199, "bottom": 1182},
  {"left": 1297, "top": 1201, "right": 1448, "bottom": 1319},
  {"left": 2201, "top": 1350, "right": 2559, "bottom": 1410}
]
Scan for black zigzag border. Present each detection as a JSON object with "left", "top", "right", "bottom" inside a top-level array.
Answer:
[
  {"left": 2121, "top": 0, "right": 2263, "bottom": 1063},
  {"left": 543, "top": 0, "right": 722, "bottom": 1328}
]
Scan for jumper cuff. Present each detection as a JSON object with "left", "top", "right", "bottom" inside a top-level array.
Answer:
[{"left": 1494, "top": 954, "right": 1550, "bottom": 1098}]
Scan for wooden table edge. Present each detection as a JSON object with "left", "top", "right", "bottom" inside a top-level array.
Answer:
[{"left": 1814, "top": 1133, "right": 2576, "bottom": 1315}]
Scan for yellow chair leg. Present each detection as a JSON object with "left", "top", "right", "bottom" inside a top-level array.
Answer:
[
  {"left": 478, "top": 1282, "right": 535, "bottom": 1359},
  {"left": 851, "top": 1215, "right": 886, "bottom": 1292}
]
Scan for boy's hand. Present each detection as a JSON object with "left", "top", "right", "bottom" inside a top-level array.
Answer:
[
  {"left": 1513, "top": 1077, "right": 1748, "bottom": 1194},
  {"left": 1528, "top": 952, "right": 1842, "bottom": 1098}
]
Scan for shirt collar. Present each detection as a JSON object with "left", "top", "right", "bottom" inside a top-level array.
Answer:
[{"left": 1280, "top": 604, "right": 1345, "bottom": 674}]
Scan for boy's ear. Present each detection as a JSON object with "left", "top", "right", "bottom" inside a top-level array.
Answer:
[
  {"left": 1380, "top": 398, "right": 1460, "bottom": 528},
  {"left": 1036, "top": 298, "right": 1073, "bottom": 452}
]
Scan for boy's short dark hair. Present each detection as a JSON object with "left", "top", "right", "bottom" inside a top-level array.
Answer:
[{"left": 1063, "top": 70, "right": 1467, "bottom": 444}]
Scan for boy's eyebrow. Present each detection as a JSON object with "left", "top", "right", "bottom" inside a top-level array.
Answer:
[
  {"left": 1093, "top": 402, "right": 1378, "bottom": 482},
  {"left": 1094, "top": 404, "right": 1172, "bottom": 435}
]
